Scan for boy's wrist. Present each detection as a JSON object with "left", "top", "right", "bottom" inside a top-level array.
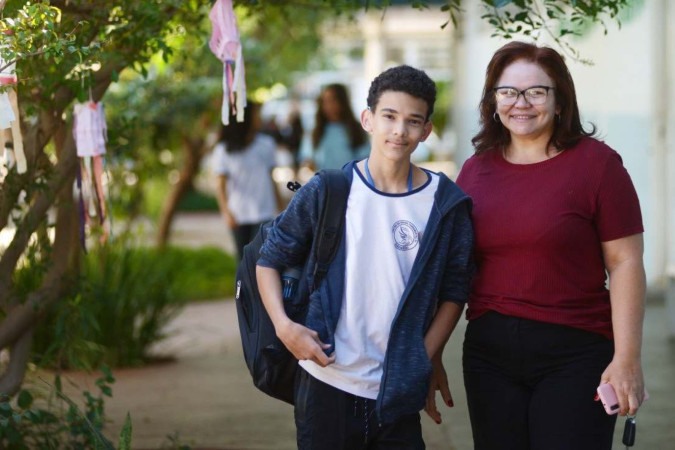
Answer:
[{"left": 274, "top": 316, "right": 295, "bottom": 338}]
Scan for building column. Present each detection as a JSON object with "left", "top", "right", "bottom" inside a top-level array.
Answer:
[
  {"left": 660, "top": 0, "right": 675, "bottom": 337},
  {"left": 362, "top": 13, "right": 385, "bottom": 85}
]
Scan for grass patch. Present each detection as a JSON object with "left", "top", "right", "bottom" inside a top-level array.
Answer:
[
  {"left": 144, "top": 178, "right": 219, "bottom": 220},
  {"left": 165, "top": 245, "right": 238, "bottom": 301},
  {"left": 177, "top": 188, "right": 219, "bottom": 212}
]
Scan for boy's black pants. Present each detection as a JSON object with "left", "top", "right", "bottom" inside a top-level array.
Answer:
[
  {"left": 463, "top": 311, "right": 617, "bottom": 450},
  {"left": 294, "top": 368, "right": 425, "bottom": 450}
]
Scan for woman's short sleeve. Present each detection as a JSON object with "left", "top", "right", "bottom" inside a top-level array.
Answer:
[{"left": 594, "top": 151, "right": 643, "bottom": 242}]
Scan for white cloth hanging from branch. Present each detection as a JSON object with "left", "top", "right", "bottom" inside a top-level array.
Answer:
[
  {"left": 0, "top": 91, "right": 13, "bottom": 129},
  {"left": 73, "top": 100, "right": 110, "bottom": 247},
  {"left": 209, "top": 0, "right": 246, "bottom": 125},
  {"left": 0, "top": 56, "right": 26, "bottom": 174},
  {"left": 73, "top": 101, "right": 107, "bottom": 157}
]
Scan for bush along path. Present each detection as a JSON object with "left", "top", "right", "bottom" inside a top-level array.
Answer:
[{"left": 0, "top": 366, "right": 133, "bottom": 449}]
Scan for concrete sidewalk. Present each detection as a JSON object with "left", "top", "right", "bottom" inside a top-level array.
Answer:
[
  {"left": 61, "top": 298, "right": 675, "bottom": 450},
  {"left": 60, "top": 212, "right": 675, "bottom": 448}
]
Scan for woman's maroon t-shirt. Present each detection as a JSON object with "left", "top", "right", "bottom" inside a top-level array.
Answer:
[{"left": 456, "top": 138, "right": 643, "bottom": 339}]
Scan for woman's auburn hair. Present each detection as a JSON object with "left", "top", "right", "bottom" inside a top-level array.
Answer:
[{"left": 471, "top": 41, "right": 595, "bottom": 155}]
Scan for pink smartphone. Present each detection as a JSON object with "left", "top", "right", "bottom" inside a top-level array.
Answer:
[
  {"left": 597, "top": 383, "right": 620, "bottom": 414},
  {"left": 596, "top": 383, "right": 650, "bottom": 415}
]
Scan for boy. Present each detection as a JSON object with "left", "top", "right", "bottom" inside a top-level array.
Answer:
[{"left": 256, "top": 65, "right": 473, "bottom": 449}]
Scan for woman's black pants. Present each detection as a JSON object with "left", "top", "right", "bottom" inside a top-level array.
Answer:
[{"left": 463, "top": 311, "right": 617, "bottom": 450}]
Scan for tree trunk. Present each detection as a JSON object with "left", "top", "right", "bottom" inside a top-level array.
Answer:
[
  {"left": 155, "top": 136, "right": 206, "bottom": 248},
  {"left": 0, "top": 121, "right": 79, "bottom": 396}
]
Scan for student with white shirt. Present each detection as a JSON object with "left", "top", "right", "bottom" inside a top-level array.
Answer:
[
  {"left": 212, "top": 101, "right": 282, "bottom": 260},
  {"left": 256, "top": 65, "right": 474, "bottom": 449}
]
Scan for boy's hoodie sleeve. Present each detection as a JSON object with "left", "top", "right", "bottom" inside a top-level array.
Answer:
[
  {"left": 257, "top": 174, "right": 322, "bottom": 271},
  {"left": 438, "top": 200, "right": 475, "bottom": 305}
]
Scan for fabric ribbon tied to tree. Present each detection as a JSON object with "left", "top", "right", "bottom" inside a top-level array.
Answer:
[
  {"left": 73, "top": 100, "right": 110, "bottom": 248},
  {"left": 209, "top": 0, "right": 247, "bottom": 125},
  {"left": 0, "top": 54, "right": 26, "bottom": 174}
]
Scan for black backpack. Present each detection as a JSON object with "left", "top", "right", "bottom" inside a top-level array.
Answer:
[{"left": 234, "top": 169, "right": 350, "bottom": 404}]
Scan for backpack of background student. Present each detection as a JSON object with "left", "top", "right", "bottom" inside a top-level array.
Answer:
[{"left": 234, "top": 169, "right": 350, "bottom": 404}]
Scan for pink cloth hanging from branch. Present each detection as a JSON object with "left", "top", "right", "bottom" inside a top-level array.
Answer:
[
  {"left": 73, "top": 101, "right": 110, "bottom": 246},
  {"left": 209, "top": 0, "right": 246, "bottom": 124}
]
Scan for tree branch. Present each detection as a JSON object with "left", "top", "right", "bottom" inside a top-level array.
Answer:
[
  {"left": 0, "top": 48, "right": 49, "bottom": 74},
  {"left": 0, "top": 268, "right": 69, "bottom": 355},
  {"left": 0, "top": 328, "right": 32, "bottom": 397},
  {"left": 0, "top": 128, "right": 78, "bottom": 349},
  {"left": 0, "top": 113, "right": 82, "bottom": 307}
]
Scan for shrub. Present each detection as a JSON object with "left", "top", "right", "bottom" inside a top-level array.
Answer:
[
  {"left": 0, "top": 367, "right": 132, "bottom": 449},
  {"left": 32, "top": 240, "right": 185, "bottom": 369},
  {"left": 30, "top": 240, "right": 237, "bottom": 370}
]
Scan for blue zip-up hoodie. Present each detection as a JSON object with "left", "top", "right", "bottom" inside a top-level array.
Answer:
[{"left": 258, "top": 161, "right": 474, "bottom": 424}]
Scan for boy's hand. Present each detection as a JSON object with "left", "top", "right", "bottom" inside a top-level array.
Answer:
[
  {"left": 277, "top": 320, "right": 335, "bottom": 367},
  {"left": 425, "top": 357, "right": 453, "bottom": 424}
]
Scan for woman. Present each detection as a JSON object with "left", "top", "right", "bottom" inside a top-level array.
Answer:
[
  {"left": 456, "top": 41, "right": 646, "bottom": 449},
  {"left": 304, "top": 83, "right": 369, "bottom": 170},
  {"left": 212, "top": 101, "right": 282, "bottom": 260}
]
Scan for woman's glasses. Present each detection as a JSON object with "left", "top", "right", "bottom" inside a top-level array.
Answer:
[{"left": 493, "top": 86, "right": 555, "bottom": 106}]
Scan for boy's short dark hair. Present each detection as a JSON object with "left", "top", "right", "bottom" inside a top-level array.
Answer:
[{"left": 366, "top": 65, "right": 437, "bottom": 120}]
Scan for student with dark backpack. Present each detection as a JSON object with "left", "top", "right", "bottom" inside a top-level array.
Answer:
[
  {"left": 256, "top": 65, "right": 474, "bottom": 449},
  {"left": 234, "top": 169, "right": 349, "bottom": 404}
]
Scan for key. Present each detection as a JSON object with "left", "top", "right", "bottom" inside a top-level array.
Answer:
[{"left": 622, "top": 416, "right": 636, "bottom": 448}]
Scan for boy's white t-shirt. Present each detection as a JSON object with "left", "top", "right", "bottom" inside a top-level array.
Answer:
[
  {"left": 211, "top": 134, "right": 277, "bottom": 224},
  {"left": 300, "top": 166, "right": 439, "bottom": 399}
]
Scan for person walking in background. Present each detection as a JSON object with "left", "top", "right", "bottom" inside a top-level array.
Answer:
[
  {"left": 454, "top": 41, "right": 647, "bottom": 449},
  {"left": 280, "top": 101, "right": 305, "bottom": 172},
  {"left": 257, "top": 65, "right": 473, "bottom": 449},
  {"left": 212, "top": 101, "right": 282, "bottom": 260},
  {"left": 302, "top": 83, "right": 370, "bottom": 170}
]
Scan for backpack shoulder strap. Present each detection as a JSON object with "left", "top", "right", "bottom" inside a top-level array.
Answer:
[{"left": 311, "top": 169, "right": 350, "bottom": 287}]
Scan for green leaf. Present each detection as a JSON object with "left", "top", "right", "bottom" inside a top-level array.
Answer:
[
  {"left": 100, "top": 364, "right": 115, "bottom": 383},
  {"left": 16, "top": 390, "right": 33, "bottom": 410},
  {"left": 118, "top": 413, "right": 133, "bottom": 450},
  {"left": 514, "top": 11, "right": 528, "bottom": 22}
]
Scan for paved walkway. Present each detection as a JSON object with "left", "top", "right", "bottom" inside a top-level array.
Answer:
[
  {"left": 59, "top": 213, "right": 675, "bottom": 449},
  {"left": 61, "top": 297, "right": 675, "bottom": 450}
]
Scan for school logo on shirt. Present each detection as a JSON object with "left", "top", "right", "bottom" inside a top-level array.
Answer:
[{"left": 392, "top": 220, "right": 419, "bottom": 251}]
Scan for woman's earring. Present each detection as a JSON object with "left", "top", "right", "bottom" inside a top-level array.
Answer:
[{"left": 493, "top": 112, "right": 500, "bottom": 123}]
